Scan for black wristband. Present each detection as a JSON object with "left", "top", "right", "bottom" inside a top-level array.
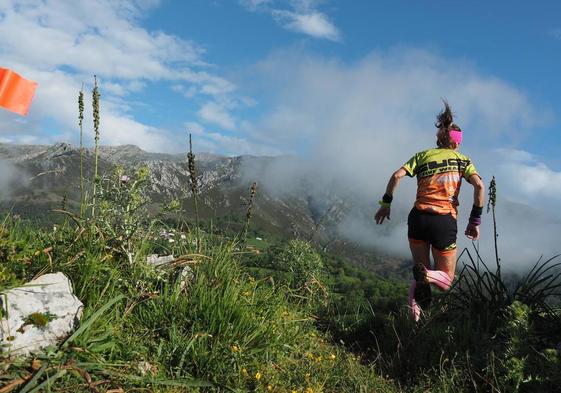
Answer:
[
  {"left": 470, "top": 205, "right": 483, "bottom": 219},
  {"left": 382, "top": 193, "right": 393, "bottom": 204}
]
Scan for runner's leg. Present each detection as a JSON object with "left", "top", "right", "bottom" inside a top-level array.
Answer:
[
  {"left": 430, "top": 247, "right": 456, "bottom": 290},
  {"left": 408, "top": 239, "right": 431, "bottom": 321}
]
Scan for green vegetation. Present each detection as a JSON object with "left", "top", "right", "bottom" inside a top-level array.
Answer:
[
  {"left": 23, "top": 313, "right": 56, "bottom": 329},
  {"left": 1, "top": 80, "right": 559, "bottom": 392}
]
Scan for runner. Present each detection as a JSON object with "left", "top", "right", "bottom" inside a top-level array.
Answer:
[{"left": 374, "top": 101, "right": 485, "bottom": 321}]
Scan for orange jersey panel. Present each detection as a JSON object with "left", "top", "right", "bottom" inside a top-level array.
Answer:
[{"left": 402, "top": 148, "right": 479, "bottom": 217}]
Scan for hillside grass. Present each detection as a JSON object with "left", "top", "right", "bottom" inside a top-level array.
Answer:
[
  {"left": 0, "top": 215, "right": 401, "bottom": 392},
  {"left": 0, "top": 154, "right": 559, "bottom": 393}
]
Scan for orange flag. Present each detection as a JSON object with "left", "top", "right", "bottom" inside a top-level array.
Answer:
[{"left": 0, "top": 68, "right": 38, "bottom": 116}]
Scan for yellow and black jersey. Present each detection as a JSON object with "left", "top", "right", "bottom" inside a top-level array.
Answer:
[{"left": 402, "top": 148, "right": 479, "bottom": 218}]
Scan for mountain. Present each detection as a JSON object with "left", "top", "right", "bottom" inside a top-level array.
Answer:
[{"left": 0, "top": 142, "right": 405, "bottom": 276}]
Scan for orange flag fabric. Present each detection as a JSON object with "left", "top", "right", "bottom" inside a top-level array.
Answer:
[{"left": 0, "top": 68, "right": 38, "bottom": 116}]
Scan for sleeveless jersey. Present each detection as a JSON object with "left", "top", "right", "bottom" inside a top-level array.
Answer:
[{"left": 402, "top": 148, "right": 479, "bottom": 218}]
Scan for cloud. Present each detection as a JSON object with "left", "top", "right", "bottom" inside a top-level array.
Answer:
[
  {"left": 198, "top": 102, "right": 237, "bottom": 130},
  {"left": 0, "top": 160, "right": 26, "bottom": 200},
  {"left": 186, "top": 122, "right": 283, "bottom": 156},
  {"left": 236, "top": 48, "right": 559, "bottom": 268},
  {"left": 490, "top": 149, "right": 561, "bottom": 208},
  {"left": 272, "top": 10, "right": 340, "bottom": 41},
  {"left": 241, "top": 0, "right": 341, "bottom": 41},
  {"left": 0, "top": 0, "right": 238, "bottom": 150}
]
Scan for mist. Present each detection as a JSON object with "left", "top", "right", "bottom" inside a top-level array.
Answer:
[
  {"left": 238, "top": 48, "right": 561, "bottom": 271},
  {"left": 0, "top": 160, "right": 22, "bottom": 200}
]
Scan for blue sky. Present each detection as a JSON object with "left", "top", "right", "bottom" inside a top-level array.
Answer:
[
  {"left": 1, "top": 0, "right": 560, "bottom": 262},
  {"left": 1, "top": 1, "right": 559, "bottom": 157}
]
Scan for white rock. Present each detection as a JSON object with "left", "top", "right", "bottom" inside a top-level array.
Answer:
[
  {"left": 179, "top": 266, "right": 195, "bottom": 290},
  {"left": 146, "top": 254, "right": 174, "bottom": 267},
  {"left": 0, "top": 272, "right": 83, "bottom": 357}
]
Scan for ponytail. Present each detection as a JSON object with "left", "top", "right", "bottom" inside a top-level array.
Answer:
[{"left": 435, "top": 100, "right": 461, "bottom": 148}]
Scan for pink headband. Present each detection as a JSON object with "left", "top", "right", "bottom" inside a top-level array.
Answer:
[{"left": 449, "top": 129, "right": 462, "bottom": 144}]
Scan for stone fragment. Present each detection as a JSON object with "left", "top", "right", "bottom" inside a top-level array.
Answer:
[
  {"left": 146, "top": 254, "right": 174, "bottom": 267},
  {"left": 0, "top": 272, "right": 83, "bottom": 357}
]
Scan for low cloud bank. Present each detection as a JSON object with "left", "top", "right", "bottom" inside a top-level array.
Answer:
[{"left": 239, "top": 48, "right": 561, "bottom": 271}]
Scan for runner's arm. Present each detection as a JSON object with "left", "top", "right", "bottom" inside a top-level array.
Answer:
[
  {"left": 375, "top": 168, "right": 407, "bottom": 224},
  {"left": 468, "top": 174, "right": 484, "bottom": 207},
  {"left": 465, "top": 174, "right": 484, "bottom": 240},
  {"left": 384, "top": 167, "right": 408, "bottom": 197}
]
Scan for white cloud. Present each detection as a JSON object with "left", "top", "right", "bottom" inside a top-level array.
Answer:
[
  {"left": 198, "top": 102, "right": 237, "bottom": 130},
  {"left": 241, "top": 0, "right": 341, "bottom": 41},
  {"left": 492, "top": 148, "right": 561, "bottom": 202},
  {"left": 236, "top": 48, "right": 560, "bottom": 267},
  {"left": 0, "top": 0, "right": 238, "bottom": 150},
  {"left": 186, "top": 122, "right": 282, "bottom": 156},
  {"left": 272, "top": 10, "right": 340, "bottom": 41}
]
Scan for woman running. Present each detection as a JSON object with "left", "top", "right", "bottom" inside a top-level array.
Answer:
[{"left": 374, "top": 102, "right": 485, "bottom": 321}]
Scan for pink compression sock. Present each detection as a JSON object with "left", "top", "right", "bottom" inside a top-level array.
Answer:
[
  {"left": 408, "top": 280, "right": 421, "bottom": 322},
  {"left": 426, "top": 270, "right": 452, "bottom": 291}
]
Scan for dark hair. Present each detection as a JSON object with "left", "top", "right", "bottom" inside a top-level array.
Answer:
[{"left": 435, "top": 100, "right": 461, "bottom": 148}]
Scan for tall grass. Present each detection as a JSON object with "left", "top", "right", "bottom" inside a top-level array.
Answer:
[
  {"left": 0, "top": 215, "right": 399, "bottom": 392},
  {"left": 348, "top": 177, "right": 561, "bottom": 392},
  {"left": 187, "top": 133, "right": 200, "bottom": 252},
  {"left": 78, "top": 85, "right": 85, "bottom": 218},
  {"left": 91, "top": 75, "right": 101, "bottom": 219}
]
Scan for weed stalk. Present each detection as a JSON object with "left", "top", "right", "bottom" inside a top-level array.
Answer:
[
  {"left": 187, "top": 133, "right": 200, "bottom": 251},
  {"left": 91, "top": 75, "right": 100, "bottom": 219},
  {"left": 78, "top": 85, "right": 85, "bottom": 217},
  {"left": 487, "top": 176, "right": 500, "bottom": 279},
  {"left": 243, "top": 182, "right": 257, "bottom": 241}
]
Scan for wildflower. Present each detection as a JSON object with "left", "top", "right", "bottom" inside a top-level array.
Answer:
[
  {"left": 305, "top": 352, "right": 314, "bottom": 360},
  {"left": 180, "top": 234, "right": 186, "bottom": 240},
  {"left": 267, "top": 385, "right": 273, "bottom": 391},
  {"left": 120, "top": 175, "right": 130, "bottom": 183},
  {"left": 231, "top": 345, "right": 239, "bottom": 353},
  {"left": 241, "top": 368, "right": 249, "bottom": 377},
  {"left": 329, "top": 354, "right": 336, "bottom": 360},
  {"left": 305, "top": 373, "right": 310, "bottom": 379},
  {"left": 315, "top": 356, "right": 322, "bottom": 362},
  {"left": 242, "top": 291, "right": 251, "bottom": 297},
  {"left": 249, "top": 276, "right": 255, "bottom": 282},
  {"left": 168, "top": 238, "right": 175, "bottom": 243},
  {"left": 305, "top": 388, "right": 314, "bottom": 393},
  {"left": 255, "top": 372, "right": 261, "bottom": 380}
]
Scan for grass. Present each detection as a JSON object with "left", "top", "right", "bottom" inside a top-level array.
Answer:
[
  {"left": 0, "top": 216, "right": 399, "bottom": 392},
  {"left": 2, "top": 82, "right": 560, "bottom": 392}
]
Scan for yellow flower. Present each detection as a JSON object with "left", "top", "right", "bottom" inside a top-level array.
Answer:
[
  {"left": 305, "top": 388, "right": 314, "bottom": 393},
  {"left": 241, "top": 368, "right": 249, "bottom": 377},
  {"left": 255, "top": 372, "right": 262, "bottom": 381},
  {"left": 329, "top": 354, "right": 336, "bottom": 360},
  {"left": 291, "top": 390, "right": 298, "bottom": 393},
  {"left": 315, "top": 356, "right": 322, "bottom": 362},
  {"left": 267, "top": 385, "right": 273, "bottom": 391},
  {"left": 249, "top": 276, "right": 255, "bottom": 282},
  {"left": 231, "top": 345, "right": 239, "bottom": 352},
  {"left": 306, "top": 352, "right": 314, "bottom": 359},
  {"left": 305, "top": 373, "right": 311, "bottom": 379},
  {"left": 243, "top": 291, "right": 251, "bottom": 297}
]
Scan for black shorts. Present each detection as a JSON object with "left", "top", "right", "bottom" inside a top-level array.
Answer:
[{"left": 407, "top": 208, "right": 457, "bottom": 251}]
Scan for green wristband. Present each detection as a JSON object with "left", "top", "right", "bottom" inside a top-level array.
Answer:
[{"left": 378, "top": 200, "right": 391, "bottom": 208}]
